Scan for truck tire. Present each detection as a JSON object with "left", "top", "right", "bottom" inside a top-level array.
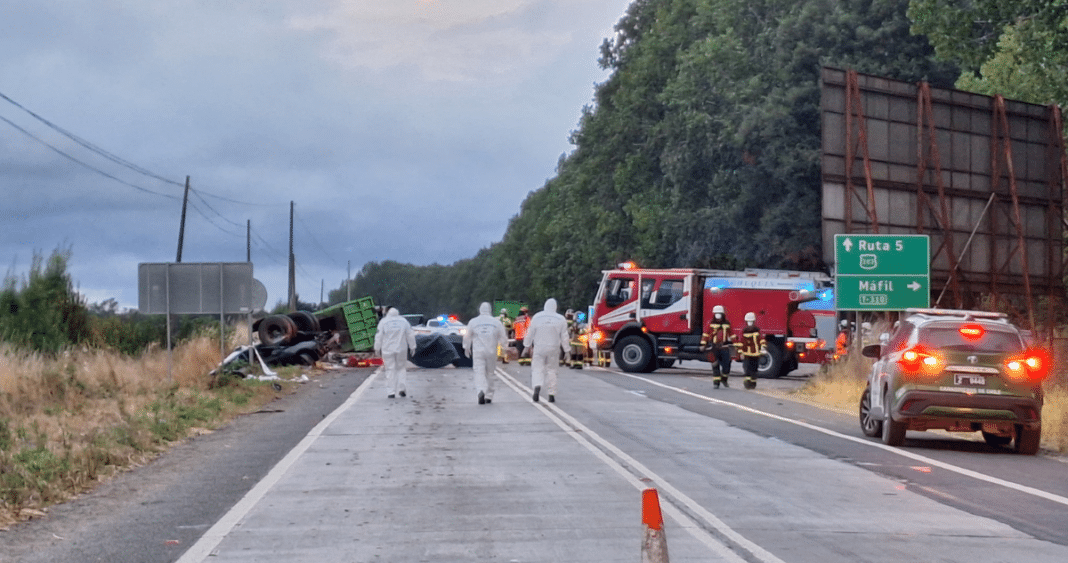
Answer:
[
  {"left": 615, "top": 335, "right": 655, "bottom": 373},
  {"left": 756, "top": 341, "right": 784, "bottom": 378},
  {"left": 258, "top": 315, "right": 298, "bottom": 346},
  {"left": 287, "top": 311, "right": 320, "bottom": 333}
]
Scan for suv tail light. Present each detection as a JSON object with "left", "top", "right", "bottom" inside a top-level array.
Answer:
[
  {"left": 1005, "top": 348, "right": 1050, "bottom": 381},
  {"left": 898, "top": 346, "right": 943, "bottom": 375}
]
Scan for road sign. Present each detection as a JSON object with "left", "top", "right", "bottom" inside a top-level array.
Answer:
[{"left": 834, "top": 234, "right": 929, "bottom": 310}]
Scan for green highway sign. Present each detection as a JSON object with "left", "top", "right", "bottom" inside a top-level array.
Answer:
[{"left": 834, "top": 234, "right": 930, "bottom": 310}]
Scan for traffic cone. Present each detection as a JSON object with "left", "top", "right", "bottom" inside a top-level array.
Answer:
[{"left": 641, "top": 488, "right": 669, "bottom": 563}]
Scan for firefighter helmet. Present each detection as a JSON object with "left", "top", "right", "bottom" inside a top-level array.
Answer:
[
  {"left": 712, "top": 305, "right": 725, "bottom": 315},
  {"left": 500, "top": 308, "right": 508, "bottom": 315},
  {"left": 744, "top": 312, "right": 756, "bottom": 323}
]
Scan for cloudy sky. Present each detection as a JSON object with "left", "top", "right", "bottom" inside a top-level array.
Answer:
[{"left": 1, "top": 0, "right": 633, "bottom": 310}]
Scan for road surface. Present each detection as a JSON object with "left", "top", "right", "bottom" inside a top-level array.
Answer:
[{"left": 3, "top": 362, "right": 1067, "bottom": 562}]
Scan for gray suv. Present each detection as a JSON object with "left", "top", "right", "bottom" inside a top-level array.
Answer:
[{"left": 859, "top": 308, "right": 1047, "bottom": 455}]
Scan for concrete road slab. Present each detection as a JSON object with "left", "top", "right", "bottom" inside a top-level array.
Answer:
[{"left": 181, "top": 367, "right": 721, "bottom": 562}]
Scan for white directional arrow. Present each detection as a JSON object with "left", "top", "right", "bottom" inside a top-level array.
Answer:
[
  {"left": 908, "top": 281, "right": 922, "bottom": 291},
  {"left": 842, "top": 238, "right": 853, "bottom": 252}
]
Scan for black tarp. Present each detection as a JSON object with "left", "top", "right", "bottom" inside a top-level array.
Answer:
[{"left": 410, "top": 333, "right": 461, "bottom": 368}]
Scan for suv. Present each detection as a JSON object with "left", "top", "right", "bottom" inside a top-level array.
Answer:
[{"left": 858, "top": 308, "right": 1048, "bottom": 455}]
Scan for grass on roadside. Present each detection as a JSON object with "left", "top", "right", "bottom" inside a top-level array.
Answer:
[{"left": 0, "top": 327, "right": 307, "bottom": 528}]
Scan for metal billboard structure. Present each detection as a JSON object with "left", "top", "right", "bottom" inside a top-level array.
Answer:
[{"left": 821, "top": 68, "right": 1067, "bottom": 331}]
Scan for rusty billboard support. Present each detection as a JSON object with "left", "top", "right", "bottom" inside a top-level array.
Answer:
[{"left": 821, "top": 68, "right": 1066, "bottom": 334}]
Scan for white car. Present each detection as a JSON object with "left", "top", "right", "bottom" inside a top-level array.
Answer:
[{"left": 413, "top": 315, "right": 467, "bottom": 338}]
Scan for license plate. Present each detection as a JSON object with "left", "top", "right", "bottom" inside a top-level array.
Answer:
[{"left": 954, "top": 373, "right": 985, "bottom": 386}]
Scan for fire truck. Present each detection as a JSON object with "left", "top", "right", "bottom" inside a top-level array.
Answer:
[{"left": 590, "top": 265, "right": 832, "bottom": 377}]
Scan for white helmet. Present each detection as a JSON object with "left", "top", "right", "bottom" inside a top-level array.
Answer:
[
  {"left": 712, "top": 305, "right": 725, "bottom": 315},
  {"left": 744, "top": 312, "right": 756, "bottom": 323},
  {"left": 500, "top": 308, "right": 508, "bottom": 314}
]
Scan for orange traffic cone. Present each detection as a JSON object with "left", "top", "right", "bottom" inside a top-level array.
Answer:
[{"left": 641, "top": 488, "right": 669, "bottom": 563}]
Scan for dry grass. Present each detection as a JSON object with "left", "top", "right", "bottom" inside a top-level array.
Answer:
[
  {"left": 0, "top": 325, "right": 304, "bottom": 528},
  {"left": 792, "top": 342, "right": 1068, "bottom": 455}
]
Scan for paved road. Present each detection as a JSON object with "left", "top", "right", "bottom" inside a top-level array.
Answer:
[{"left": 5, "top": 361, "right": 1067, "bottom": 562}]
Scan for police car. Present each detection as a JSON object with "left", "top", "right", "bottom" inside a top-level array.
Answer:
[{"left": 858, "top": 308, "right": 1048, "bottom": 454}]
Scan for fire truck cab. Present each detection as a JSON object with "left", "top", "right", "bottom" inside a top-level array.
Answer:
[{"left": 591, "top": 266, "right": 831, "bottom": 377}]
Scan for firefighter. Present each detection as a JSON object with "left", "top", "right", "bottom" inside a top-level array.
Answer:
[
  {"left": 738, "top": 312, "right": 765, "bottom": 390},
  {"left": 700, "top": 305, "right": 734, "bottom": 388},
  {"left": 513, "top": 306, "right": 531, "bottom": 365},
  {"left": 567, "top": 311, "right": 585, "bottom": 369},
  {"left": 498, "top": 308, "right": 514, "bottom": 363},
  {"left": 835, "top": 319, "right": 850, "bottom": 360}
]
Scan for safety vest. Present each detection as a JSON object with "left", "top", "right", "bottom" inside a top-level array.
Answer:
[
  {"left": 499, "top": 314, "right": 513, "bottom": 331},
  {"left": 737, "top": 326, "right": 764, "bottom": 357},
  {"left": 835, "top": 331, "right": 849, "bottom": 356},
  {"left": 513, "top": 315, "right": 530, "bottom": 340},
  {"left": 701, "top": 320, "right": 733, "bottom": 348}
]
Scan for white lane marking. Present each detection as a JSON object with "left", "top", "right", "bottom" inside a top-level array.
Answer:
[
  {"left": 494, "top": 368, "right": 784, "bottom": 563},
  {"left": 175, "top": 369, "right": 382, "bottom": 562},
  {"left": 615, "top": 371, "right": 1068, "bottom": 508}
]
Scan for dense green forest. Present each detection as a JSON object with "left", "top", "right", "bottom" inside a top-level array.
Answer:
[{"left": 333, "top": 0, "right": 1065, "bottom": 319}]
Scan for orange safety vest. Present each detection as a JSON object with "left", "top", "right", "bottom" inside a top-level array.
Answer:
[
  {"left": 513, "top": 315, "right": 530, "bottom": 340},
  {"left": 835, "top": 331, "right": 849, "bottom": 356}
]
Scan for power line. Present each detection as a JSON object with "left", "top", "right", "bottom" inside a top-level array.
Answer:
[
  {"left": 0, "top": 114, "right": 180, "bottom": 201},
  {"left": 0, "top": 89, "right": 183, "bottom": 187}
]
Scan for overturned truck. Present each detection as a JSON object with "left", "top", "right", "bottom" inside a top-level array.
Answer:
[{"left": 247, "top": 297, "right": 471, "bottom": 369}]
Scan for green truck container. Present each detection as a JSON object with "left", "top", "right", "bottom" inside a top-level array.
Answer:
[{"left": 315, "top": 297, "right": 378, "bottom": 352}]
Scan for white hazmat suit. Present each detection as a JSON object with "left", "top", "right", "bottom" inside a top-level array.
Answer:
[
  {"left": 373, "top": 307, "right": 417, "bottom": 398},
  {"left": 462, "top": 302, "right": 508, "bottom": 404},
  {"left": 523, "top": 298, "right": 570, "bottom": 402}
]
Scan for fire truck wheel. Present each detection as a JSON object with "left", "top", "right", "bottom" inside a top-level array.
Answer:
[
  {"left": 756, "top": 342, "right": 784, "bottom": 378},
  {"left": 615, "top": 335, "right": 655, "bottom": 373}
]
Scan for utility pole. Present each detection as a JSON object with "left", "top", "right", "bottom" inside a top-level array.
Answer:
[
  {"left": 288, "top": 201, "right": 296, "bottom": 312},
  {"left": 246, "top": 219, "right": 251, "bottom": 262},
  {"left": 320, "top": 279, "right": 324, "bottom": 307},
  {"left": 176, "top": 176, "right": 190, "bottom": 262},
  {"left": 347, "top": 260, "right": 351, "bottom": 301}
]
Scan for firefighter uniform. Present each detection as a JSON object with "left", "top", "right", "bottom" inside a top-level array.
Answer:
[
  {"left": 513, "top": 307, "right": 531, "bottom": 365},
  {"left": 567, "top": 312, "right": 584, "bottom": 369},
  {"left": 737, "top": 313, "right": 765, "bottom": 390},
  {"left": 700, "top": 309, "right": 734, "bottom": 388},
  {"left": 498, "top": 308, "right": 514, "bottom": 363}
]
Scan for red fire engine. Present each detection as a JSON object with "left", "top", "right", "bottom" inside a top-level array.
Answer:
[{"left": 590, "top": 265, "right": 832, "bottom": 377}]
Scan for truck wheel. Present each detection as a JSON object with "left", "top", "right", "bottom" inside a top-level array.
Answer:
[
  {"left": 756, "top": 342, "right": 784, "bottom": 378},
  {"left": 287, "top": 311, "right": 320, "bottom": 333},
  {"left": 615, "top": 336, "right": 654, "bottom": 373},
  {"left": 259, "top": 315, "right": 298, "bottom": 346},
  {"left": 859, "top": 386, "right": 883, "bottom": 437},
  {"left": 1014, "top": 424, "right": 1041, "bottom": 455},
  {"left": 881, "top": 391, "right": 906, "bottom": 446}
]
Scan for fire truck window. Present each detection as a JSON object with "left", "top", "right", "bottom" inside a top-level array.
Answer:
[
  {"left": 605, "top": 278, "right": 634, "bottom": 307},
  {"left": 647, "top": 280, "right": 683, "bottom": 309},
  {"left": 640, "top": 279, "right": 656, "bottom": 304}
]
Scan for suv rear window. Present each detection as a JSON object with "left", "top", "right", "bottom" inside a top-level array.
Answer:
[{"left": 918, "top": 325, "right": 1024, "bottom": 353}]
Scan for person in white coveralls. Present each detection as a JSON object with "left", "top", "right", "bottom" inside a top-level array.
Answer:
[
  {"left": 373, "top": 307, "right": 417, "bottom": 399},
  {"left": 463, "top": 302, "right": 509, "bottom": 405},
  {"left": 522, "top": 298, "right": 570, "bottom": 403}
]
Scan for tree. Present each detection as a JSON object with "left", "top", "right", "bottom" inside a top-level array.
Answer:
[{"left": 909, "top": 0, "right": 1068, "bottom": 106}]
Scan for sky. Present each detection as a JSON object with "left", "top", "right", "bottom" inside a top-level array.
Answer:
[{"left": 0, "top": 0, "right": 633, "bottom": 311}]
